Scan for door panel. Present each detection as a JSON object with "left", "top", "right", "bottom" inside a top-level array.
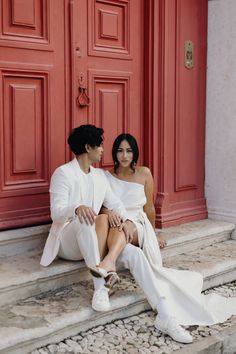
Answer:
[
  {"left": 74, "top": 0, "right": 143, "bottom": 168},
  {"left": 0, "top": 1, "right": 67, "bottom": 229}
]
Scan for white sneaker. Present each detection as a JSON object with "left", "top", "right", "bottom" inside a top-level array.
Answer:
[
  {"left": 155, "top": 315, "right": 193, "bottom": 344},
  {"left": 92, "top": 286, "right": 110, "bottom": 312}
]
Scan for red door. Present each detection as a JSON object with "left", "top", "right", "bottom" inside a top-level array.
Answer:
[
  {"left": 0, "top": 1, "right": 68, "bottom": 229},
  {"left": 0, "top": 0, "right": 144, "bottom": 229},
  {"left": 71, "top": 0, "right": 144, "bottom": 170}
]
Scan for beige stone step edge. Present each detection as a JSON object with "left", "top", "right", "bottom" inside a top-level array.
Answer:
[
  {"left": 0, "top": 262, "right": 89, "bottom": 306},
  {"left": 1, "top": 254, "right": 236, "bottom": 307},
  {"left": 1, "top": 232, "right": 236, "bottom": 307},
  {"left": 0, "top": 220, "right": 234, "bottom": 306},
  {"left": 0, "top": 224, "right": 50, "bottom": 257},
  {"left": 0, "top": 296, "right": 151, "bottom": 354},
  {"left": 0, "top": 220, "right": 234, "bottom": 258},
  {"left": 1, "top": 265, "right": 236, "bottom": 354},
  {"left": 161, "top": 220, "right": 235, "bottom": 259},
  {"left": 174, "top": 323, "right": 236, "bottom": 354}
]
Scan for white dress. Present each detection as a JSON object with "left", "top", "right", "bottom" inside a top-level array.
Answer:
[{"left": 105, "top": 171, "right": 236, "bottom": 326}]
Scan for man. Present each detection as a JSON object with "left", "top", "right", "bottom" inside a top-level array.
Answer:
[{"left": 40, "top": 125, "right": 134, "bottom": 312}]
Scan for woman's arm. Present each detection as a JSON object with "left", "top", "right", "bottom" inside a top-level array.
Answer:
[
  {"left": 143, "top": 167, "right": 156, "bottom": 228},
  {"left": 143, "top": 167, "right": 167, "bottom": 248}
]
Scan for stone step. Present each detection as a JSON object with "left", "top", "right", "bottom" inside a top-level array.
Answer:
[
  {"left": 0, "top": 225, "right": 50, "bottom": 257},
  {"left": 164, "top": 240, "right": 236, "bottom": 290},
  {"left": 159, "top": 219, "right": 235, "bottom": 258},
  {"left": 0, "top": 219, "right": 234, "bottom": 258},
  {"left": 0, "top": 239, "right": 236, "bottom": 354},
  {"left": 0, "top": 251, "right": 87, "bottom": 306},
  {"left": 0, "top": 220, "right": 234, "bottom": 306}
]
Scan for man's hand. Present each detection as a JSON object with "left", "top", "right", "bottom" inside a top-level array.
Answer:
[
  {"left": 75, "top": 205, "right": 97, "bottom": 225},
  {"left": 108, "top": 210, "right": 122, "bottom": 227},
  {"left": 119, "top": 220, "right": 136, "bottom": 244}
]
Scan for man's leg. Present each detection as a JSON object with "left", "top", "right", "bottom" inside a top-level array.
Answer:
[{"left": 59, "top": 216, "right": 111, "bottom": 312}]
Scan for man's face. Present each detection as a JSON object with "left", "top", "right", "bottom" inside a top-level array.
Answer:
[{"left": 87, "top": 144, "right": 104, "bottom": 163}]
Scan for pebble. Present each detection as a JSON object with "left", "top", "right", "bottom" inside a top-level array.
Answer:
[
  {"left": 47, "top": 345, "right": 58, "bottom": 354},
  {"left": 34, "top": 281, "right": 236, "bottom": 354},
  {"left": 39, "top": 349, "right": 49, "bottom": 354},
  {"left": 92, "top": 325, "right": 104, "bottom": 332}
]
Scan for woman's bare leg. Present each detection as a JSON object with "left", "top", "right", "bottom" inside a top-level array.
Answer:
[
  {"left": 95, "top": 214, "right": 109, "bottom": 260},
  {"left": 99, "top": 227, "right": 127, "bottom": 271}
]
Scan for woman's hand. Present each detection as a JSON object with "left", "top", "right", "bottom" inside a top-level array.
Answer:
[
  {"left": 119, "top": 220, "right": 136, "bottom": 243},
  {"left": 108, "top": 210, "right": 122, "bottom": 227},
  {"left": 158, "top": 235, "right": 167, "bottom": 249}
]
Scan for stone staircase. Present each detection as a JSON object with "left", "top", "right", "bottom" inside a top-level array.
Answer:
[{"left": 0, "top": 219, "right": 235, "bottom": 354}]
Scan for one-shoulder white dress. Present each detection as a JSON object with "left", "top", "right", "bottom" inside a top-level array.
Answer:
[{"left": 105, "top": 171, "right": 236, "bottom": 326}]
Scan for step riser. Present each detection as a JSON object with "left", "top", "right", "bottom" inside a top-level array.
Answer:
[
  {"left": 202, "top": 269, "right": 236, "bottom": 291},
  {"left": 162, "top": 231, "right": 231, "bottom": 259},
  {"left": 0, "top": 236, "right": 47, "bottom": 258},
  {"left": 1, "top": 258, "right": 235, "bottom": 308},
  {"left": 0, "top": 221, "right": 234, "bottom": 258},
  {"left": 0, "top": 268, "right": 89, "bottom": 307},
  {"left": 0, "top": 225, "right": 50, "bottom": 257},
  {"left": 0, "top": 299, "right": 151, "bottom": 354}
]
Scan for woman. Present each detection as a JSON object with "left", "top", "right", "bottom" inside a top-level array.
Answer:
[{"left": 103, "top": 133, "right": 236, "bottom": 344}]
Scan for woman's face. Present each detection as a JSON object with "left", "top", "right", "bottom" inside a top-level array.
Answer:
[{"left": 116, "top": 139, "right": 133, "bottom": 168}]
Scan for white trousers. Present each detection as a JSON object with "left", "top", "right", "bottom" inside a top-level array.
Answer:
[
  {"left": 58, "top": 218, "right": 100, "bottom": 268},
  {"left": 58, "top": 218, "right": 161, "bottom": 308}
]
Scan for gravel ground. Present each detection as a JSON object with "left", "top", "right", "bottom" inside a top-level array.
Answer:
[{"left": 32, "top": 281, "right": 236, "bottom": 354}]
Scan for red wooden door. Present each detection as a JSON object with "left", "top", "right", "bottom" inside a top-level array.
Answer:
[
  {"left": 0, "top": 1, "right": 68, "bottom": 229},
  {"left": 0, "top": 0, "right": 144, "bottom": 229},
  {"left": 71, "top": 0, "right": 144, "bottom": 169},
  {"left": 145, "top": 0, "right": 208, "bottom": 227}
]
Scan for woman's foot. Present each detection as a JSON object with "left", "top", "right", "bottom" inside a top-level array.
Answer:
[
  {"left": 99, "top": 257, "right": 116, "bottom": 273},
  {"left": 89, "top": 267, "right": 120, "bottom": 290},
  {"left": 155, "top": 315, "right": 193, "bottom": 344},
  {"left": 158, "top": 235, "right": 167, "bottom": 249}
]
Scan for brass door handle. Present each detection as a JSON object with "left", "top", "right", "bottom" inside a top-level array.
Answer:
[
  {"left": 76, "top": 73, "right": 90, "bottom": 107},
  {"left": 185, "top": 40, "right": 194, "bottom": 69}
]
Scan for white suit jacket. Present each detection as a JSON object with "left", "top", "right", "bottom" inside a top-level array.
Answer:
[{"left": 40, "top": 158, "right": 128, "bottom": 266}]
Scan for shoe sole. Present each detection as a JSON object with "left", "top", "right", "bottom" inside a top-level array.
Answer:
[
  {"left": 155, "top": 325, "right": 193, "bottom": 344},
  {"left": 92, "top": 305, "right": 111, "bottom": 312}
]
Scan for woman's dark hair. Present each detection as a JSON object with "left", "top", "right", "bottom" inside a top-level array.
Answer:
[
  {"left": 67, "top": 125, "right": 104, "bottom": 155},
  {"left": 112, "top": 133, "right": 139, "bottom": 173}
]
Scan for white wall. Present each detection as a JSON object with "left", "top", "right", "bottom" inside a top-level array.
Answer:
[{"left": 206, "top": 0, "right": 236, "bottom": 237}]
